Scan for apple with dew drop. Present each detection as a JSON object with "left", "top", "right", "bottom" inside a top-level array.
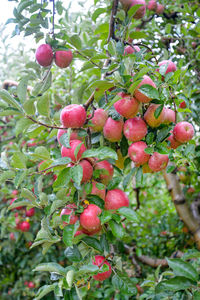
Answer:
[
  {"left": 123, "top": 117, "right": 147, "bottom": 142},
  {"left": 35, "top": 44, "right": 54, "bottom": 67},
  {"left": 92, "top": 255, "right": 112, "bottom": 281},
  {"left": 89, "top": 108, "right": 108, "bottom": 132},
  {"left": 80, "top": 204, "right": 101, "bottom": 233},
  {"left": 105, "top": 189, "right": 129, "bottom": 210},
  {"left": 128, "top": 141, "right": 150, "bottom": 166},
  {"left": 55, "top": 50, "right": 73, "bottom": 68},
  {"left": 148, "top": 152, "right": 169, "bottom": 172},
  {"left": 157, "top": 60, "right": 177, "bottom": 75},
  {"left": 103, "top": 117, "right": 124, "bottom": 142},
  {"left": 60, "top": 204, "right": 78, "bottom": 226},
  {"left": 60, "top": 104, "right": 86, "bottom": 128},
  {"left": 94, "top": 160, "right": 114, "bottom": 185},
  {"left": 61, "top": 140, "right": 86, "bottom": 162},
  {"left": 134, "top": 75, "right": 156, "bottom": 103},
  {"left": 114, "top": 94, "right": 140, "bottom": 119},
  {"left": 124, "top": 45, "right": 141, "bottom": 55},
  {"left": 144, "top": 104, "right": 165, "bottom": 127},
  {"left": 173, "top": 121, "right": 194, "bottom": 143}
]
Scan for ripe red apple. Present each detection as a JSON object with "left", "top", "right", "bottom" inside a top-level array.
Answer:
[
  {"left": 79, "top": 159, "right": 93, "bottom": 183},
  {"left": 124, "top": 45, "right": 141, "bottom": 55},
  {"left": 114, "top": 94, "right": 140, "bottom": 119},
  {"left": 60, "top": 204, "right": 78, "bottom": 225},
  {"left": 61, "top": 140, "right": 86, "bottom": 162},
  {"left": 19, "top": 221, "right": 30, "bottom": 232},
  {"left": 179, "top": 101, "right": 186, "bottom": 108},
  {"left": 148, "top": 152, "right": 169, "bottom": 172},
  {"left": 91, "top": 181, "right": 106, "bottom": 200},
  {"left": 144, "top": 104, "right": 165, "bottom": 127},
  {"left": 156, "top": 3, "right": 164, "bottom": 14},
  {"left": 80, "top": 204, "right": 101, "bottom": 233},
  {"left": 35, "top": 44, "right": 54, "bottom": 67},
  {"left": 163, "top": 108, "right": 175, "bottom": 124},
  {"left": 55, "top": 50, "right": 73, "bottom": 68},
  {"left": 28, "top": 282, "right": 35, "bottom": 289},
  {"left": 157, "top": 60, "right": 177, "bottom": 75},
  {"left": 147, "top": 0, "right": 157, "bottom": 11},
  {"left": 173, "top": 122, "right": 194, "bottom": 143},
  {"left": 60, "top": 104, "right": 86, "bottom": 128},
  {"left": 94, "top": 160, "right": 114, "bottom": 185},
  {"left": 93, "top": 255, "right": 112, "bottom": 281},
  {"left": 105, "top": 189, "right": 129, "bottom": 210},
  {"left": 26, "top": 208, "right": 35, "bottom": 217},
  {"left": 130, "top": 0, "right": 146, "bottom": 19},
  {"left": 128, "top": 141, "right": 150, "bottom": 166},
  {"left": 167, "top": 132, "right": 182, "bottom": 149},
  {"left": 134, "top": 75, "right": 156, "bottom": 103},
  {"left": 89, "top": 109, "right": 108, "bottom": 132},
  {"left": 103, "top": 117, "right": 124, "bottom": 142},
  {"left": 123, "top": 117, "right": 147, "bottom": 142},
  {"left": 9, "top": 232, "right": 15, "bottom": 241},
  {"left": 12, "top": 190, "right": 18, "bottom": 196}
]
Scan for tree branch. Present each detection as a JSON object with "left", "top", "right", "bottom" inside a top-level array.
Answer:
[{"left": 107, "top": 0, "right": 119, "bottom": 43}]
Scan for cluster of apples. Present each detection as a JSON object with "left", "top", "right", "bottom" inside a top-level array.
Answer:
[
  {"left": 9, "top": 190, "right": 35, "bottom": 235},
  {"left": 119, "top": 0, "right": 164, "bottom": 19},
  {"left": 35, "top": 44, "right": 73, "bottom": 68}
]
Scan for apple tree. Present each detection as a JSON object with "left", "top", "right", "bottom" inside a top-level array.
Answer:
[{"left": 0, "top": 0, "right": 200, "bottom": 299}]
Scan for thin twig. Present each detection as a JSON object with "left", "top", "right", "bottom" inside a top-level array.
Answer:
[
  {"left": 52, "top": 0, "right": 55, "bottom": 40},
  {"left": 107, "top": 0, "right": 119, "bottom": 43},
  {"left": 134, "top": 188, "right": 140, "bottom": 210}
]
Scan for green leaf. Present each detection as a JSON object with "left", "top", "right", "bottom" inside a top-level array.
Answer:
[
  {"left": 66, "top": 270, "right": 74, "bottom": 288},
  {"left": 37, "top": 94, "right": 50, "bottom": 117},
  {"left": 11, "top": 152, "right": 27, "bottom": 169},
  {"left": 63, "top": 222, "right": 80, "bottom": 247},
  {"left": 123, "top": 167, "right": 137, "bottom": 189},
  {"left": 82, "top": 146, "right": 117, "bottom": 160},
  {"left": 8, "top": 200, "right": 29, "bottom": 210},
  {"left": 129, "top": 31, "right": 147, "bottom": 39},
  {"left": 64, "top": 245, "right": 82, "bottom": 262},
  {"left": 70, "top": 165, "right": 83, "bottom": 186},
  {"left": 33, "top": 263, "right": 66, "bottom": 276},
  {"left": 34, "top": 284, "right": 57, "bottom": 300},
  {"left": 128, "top": 79, "right": 142, "bottom": 94},
  {"left": 166, "top": 258, "right": 199, "bottom": 282},
  {"left": 194, "top": 291, "right": 200, "bottom": 300},
  {"left": 100, "top": 211, "right": 113, "bottom": 224},
  {"left": 154, "top": 104, "right": 164, "bottom": 119},
  {"left": 136, "top": 167, "right": 143, "bottom": 187},
  {"left": 117, "top": 207, "right": 138, "bottom": 222},
  {"left": 166, "top": 165, "right": 176, "bottom": 173},
  {"left": 86, "top": 194, "right": 104, "bottom": 209},
  {"left": 70, "top": 34, "right": 82, "bottom": 49},
  {"left": 21, "top": 188, "right": 36, "bottom": 202},
  {"left": 138, "top": 84, "right": 159, "bottom": 99},
  {"left": 59, "top": 130, "right": 71, "bottom": 149},
  {"left": 17, "top": 77, "right": 28, "bottom": 102},
  {"left": 53, "top": 168, "right": 71, "bottom": 188},
  {"left": 92, "top": 7, "right": 106, "bottom": 21},
  {"left": 88, "top": 80, "right": 114, "bottom": 91},
  {"left": 107, "top": 177, "right": 122, "bottom": 190},
  {"left": 82, "top": 236, "right": 103, "bottom": 252},
  {"left": 112, "top": 272, "right": 137, "bottom": 295},
  {"left": 156, "top": 127, "right": 170, "bottom": 143},
  {"left": 109, "top": 220, "right": 125, "bottom": 239},
  {"left": 51, "top": 157, "right": 71, "bottom": 167},
  {"left": 34, "top": 146, "right": 50, "bottom": 160},
  {"left": 155, "top": 276, "right": 196, "bottom": 293},
  {"left": 128, "top": 4, "right": 143, "bottom": 18},
  {"left": 78, "top": 263, "right": 99, "bottom": 274},
  {"left": 0, "top": 89, "right": 23, "bottom": 112},
  {"left": 23, "top": 98, "right": 36, "bottom": 114}
]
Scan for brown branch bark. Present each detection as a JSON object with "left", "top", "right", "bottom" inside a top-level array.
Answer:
[
  {"left": 137, "top": 250, "right": 183, "bottom": 268},
  {"left": 107, "top": 0, "right": 119, "bottom": 43},
  {"left": 163, "top": 171, "right": 200, "bottom": 250}
]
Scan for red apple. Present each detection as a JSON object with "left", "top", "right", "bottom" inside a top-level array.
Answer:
[
  {"left": 60, "top": 104, "right": 86, "bottom": 128},
  {"left": 179, "top": 101, "right": 186, "bottom": 108},
  {"left": 90, "top": 181, "right": 106, "bottom": 200},
  {"left": 55, "top": 50, "right": 73, "bottom": 68},
  {"left": 130, "top": 0, "right": 146, "bottom": 19},
  {"left": 156, "top": 3, "right": 164, "bottom": 14},
  {"left": 92, "top": 255, "right": 112, "bottom": 281},
  {"left": 167, "top": 133, "right": 182, "bottom": 149},
  {"left": 61, "top": 140, "right": 86, "bottom": 162},
  {"left": 147, "top": 0, "right": 157, "bottom": 11},
  {"left": 80, "top": 204, "right": 101, "bottom": 233},
  {"left": 124, "top": 45, "right": 141, "bottom": 55},
  {"left": 79, "top": 159, "right": 93, "bottom": 183},
  {"left": 187, "top": 187, "right": 195, "bottom": 194},
  {"left": 173, "top": 122, "right": 194, "bottom": 143},
  {"left": 19, "top": 221, "right": 30, "bottom": 232},
  {"left": 134, "top": 75, "right": 156, "bottom": 103},
  {"left": 148, "top": 152, "right": 169, "bottom": 172},
  {"left": 94, "top": 160, "right": 114, "bottom": 185},
  {"left": 103, "top": 117, "right": 124, "bottom": 142},
  {"left": 114, "top": 94, "right": 140, "bottom": 119},
  {"left": 12, "top": 190, "right": 18, "bottom": 196},
  {"left": 28, "top": 282, "right": 35, "bottom": 289},
  {"left": 57, "top": 129, "right": 83, "bottom": 145},
  {"left": 35, "top": 44, "right": 53, "bottom": 67},
  {"left": 9, "top": 232, "right": 15, "bottom": 241},
  {"left": 60, "top": 204, "right": 78, "bottom": 225},
  {"left": 123, "top": 117, "right": 147, "bottom": 142},
  {"left": 157, "top": 60, "right": 177, "bottom": 75},
  {"left": 89, "top": 109, "right": 108, "bottom": 132},
  {"left": 105, "top": 189, "right": 129, "bottom": 210},
  {"left": 144, "top": 104, "right": 165, "bottom": 127},
  {"left": 128, "top": 141, "right": 150, "bottom": 166},
  {"left": 25, "top": 208, "right": 35, "bottom": 217},
  {"left": 163, "top": 108, "right": 175, "bottom": 124}
]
